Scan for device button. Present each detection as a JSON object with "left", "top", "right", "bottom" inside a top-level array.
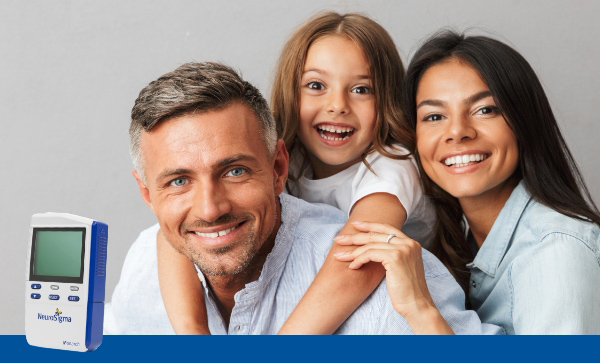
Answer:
[
  {"left": 68, "top": 296, "right": 80, "bottom": 302},
  {"left": 31, "top": 284, "right": 41, "bottom": 289},
  {"left": 50, "top": 285, "right": 59, "bottom": 290},
  {"left": 70, "top": 286, "right": 79, "bottom": 291},
  {"left": 31, "top": 293, "right": 41, "bottom": 299},
  {"left": 49, "top": 294, "right": 60, "bottom": 300}
]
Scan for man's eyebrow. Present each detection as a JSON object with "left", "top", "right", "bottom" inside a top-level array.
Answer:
[{"left": 216, "top": 154, "right": 258, "bottom": 168}]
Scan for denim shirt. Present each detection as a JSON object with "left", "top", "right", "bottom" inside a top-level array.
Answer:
[{"left": 468, "top": 181, "right": 600, "bottom": 334}]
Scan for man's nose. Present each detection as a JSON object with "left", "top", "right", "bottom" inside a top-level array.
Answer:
[{"left": 190, "top": 182, "right": 232, "bottom": 223}]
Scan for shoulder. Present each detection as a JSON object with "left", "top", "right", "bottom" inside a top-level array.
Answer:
[
  {"left": 507, "top": 207, "right": 600, "bottom": 333},
  {"left": 105, "top": 223, "right": 173, "bottom": 334},
  {"left": 509, "top": 202, "right": 600, "bottom": 292},
  {"left": 280, "top": 193, "right": 346, "bottom": 251},
  {"left": 516, "top": 200, "right": 600, "bottom": 255},
  {"left": 352, "top": 145, "right": 423, "bottom": 215},
  {"left": 361, "top": 145, "right": 417, "bottom": 173},
  {"left": 121, "top": 223, "right": 160, "bottom": 273}
]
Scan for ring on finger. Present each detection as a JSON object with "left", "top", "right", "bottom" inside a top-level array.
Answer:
[{"left": 385, "top": 234, "right": 396, "bottom": 243}]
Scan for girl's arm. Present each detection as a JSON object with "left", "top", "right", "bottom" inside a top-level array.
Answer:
[
  {"left": 157, "top": 229, "right": 211, "bottom": 334},
  {"left": 334, "top": 222, "right": 453, "bottom": 334},
  {"left": 278, "top": 192, "right": 406, "bottom": 334}
]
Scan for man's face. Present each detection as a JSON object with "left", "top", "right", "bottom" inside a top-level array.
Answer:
[{"left": 134, "top": 102, "right": 288, "bottom": 277}]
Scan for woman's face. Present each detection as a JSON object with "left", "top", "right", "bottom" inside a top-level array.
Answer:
[{"left": 415, "top": 59, "right": 519, "bottom": 201}]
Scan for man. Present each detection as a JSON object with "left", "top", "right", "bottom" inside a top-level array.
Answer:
[{"left": 105, "top": 62, "right": 498, "bottom": 334}]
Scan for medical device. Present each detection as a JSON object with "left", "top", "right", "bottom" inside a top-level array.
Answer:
[{"left": 25, "top": 213, "right": 108, "bottom": 351}]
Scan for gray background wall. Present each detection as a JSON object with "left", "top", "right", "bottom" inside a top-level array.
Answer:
[{"left": 2, "top": 0, "right": 598, "bottom": 334}]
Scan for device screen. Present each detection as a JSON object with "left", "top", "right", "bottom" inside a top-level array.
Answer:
[{"left": 30, "top": 228, "right": 86, "bottom": 283}]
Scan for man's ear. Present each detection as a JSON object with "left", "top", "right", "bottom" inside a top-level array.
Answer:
[
  {"left": 272, "top": 139, "right": 289, "bottom": 196},
  {"left": 133, "top": 170, "right": 156, "bottom": 215}
]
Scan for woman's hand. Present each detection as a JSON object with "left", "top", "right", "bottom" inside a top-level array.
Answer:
[{"left": 334, "top": 221, "right": 453, "bottom": 334}]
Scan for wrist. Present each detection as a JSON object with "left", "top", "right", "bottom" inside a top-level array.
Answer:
[{"left": 400, "top": 300, "right": 453, "bottom": 335}]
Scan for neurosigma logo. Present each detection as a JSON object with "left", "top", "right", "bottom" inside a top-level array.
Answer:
[{"left": 37, "top": 308, "right": 72, "bottom": 323}]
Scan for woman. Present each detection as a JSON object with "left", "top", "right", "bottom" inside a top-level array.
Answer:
[{"left": 335, "top": 30, "right": 600, "bottom": 334}]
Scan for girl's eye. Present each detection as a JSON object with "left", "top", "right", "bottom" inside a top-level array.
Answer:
[
  {"left": 475, "top": 106, "right": 499, "bottom": 115},
  {"left": 351, "top": 86, "right": 371, "bottom": 94},
  {"left": 225, "top": 168, "right": 247, "bottom": 177},
  {"left": 306, "top": 81, "right": 325, "bottom": 91},
  {"left": 424, "top": 114, "right": 444, "bottom": 122},
  {"left": 169, "top": 177, "right": 188, "bottom": 187}
]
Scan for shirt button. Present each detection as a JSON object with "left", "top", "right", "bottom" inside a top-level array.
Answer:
[
  {"left": 237, "top": 325, "right": 241, "bottom": 331},
  {"left": 471, "top": 280, "right": 477, "bottom": 288}
]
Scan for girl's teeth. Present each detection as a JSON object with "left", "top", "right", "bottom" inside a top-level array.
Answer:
[
  {"left": 320, "top": 134, "right": 351, "bottom": 141},
  {"left": 317, "top": 125, "right": 354, "bottom": 133}
]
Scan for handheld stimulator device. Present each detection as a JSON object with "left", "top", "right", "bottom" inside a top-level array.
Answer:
[{"left": 25, "top": 213, "right": 108, "bottom": 352}]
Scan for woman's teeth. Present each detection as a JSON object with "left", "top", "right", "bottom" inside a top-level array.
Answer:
[{"left": 444, "top": 154, "right": 489, "bottom": 167}]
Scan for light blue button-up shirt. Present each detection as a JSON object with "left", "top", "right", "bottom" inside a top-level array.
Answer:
[
  {"left": 105, "top": 193, "right": 499, "bottom": 334},
  {"left": 468, "top": 181, "right": 600, "bottom": 334}
]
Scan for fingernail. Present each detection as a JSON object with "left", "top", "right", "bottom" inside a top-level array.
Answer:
[
  {"left": 333, "top": 235, "right": 347, "bottom": 241},
  {"left": 333, "top": 252, "right": 347, "bottom": 257},
  {"left": 351, "top": 221, "right": 364, "bottom": 225}
]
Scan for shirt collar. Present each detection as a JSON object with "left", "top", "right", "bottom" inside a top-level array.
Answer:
[{"left": 471, "top": 180, "right": 532, "bottom": 276}]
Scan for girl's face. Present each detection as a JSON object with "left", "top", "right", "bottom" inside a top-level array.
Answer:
[
  {"left": 416, "top": 59, "right": 519, "bottom": 202},
  {"left": 298, "top": 35, "right": 376, "bottom": 179}
]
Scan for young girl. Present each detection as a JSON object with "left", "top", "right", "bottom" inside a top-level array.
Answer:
[{"left": 157, "top": 12, "right": 435, "bottom": 334}]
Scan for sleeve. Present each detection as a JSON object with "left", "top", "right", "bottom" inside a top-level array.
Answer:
[
  {"left": 103, "top": 224, "right": 174, "bottom": 335},
  {"left": 510, "top": 233, "right": 600, "bottom": 334},
  {"left": 374, "top": 250, "right": 502, "bottom": 335},
  {"left": 350, "top": 151, "right": 422, "bottom": 218}
]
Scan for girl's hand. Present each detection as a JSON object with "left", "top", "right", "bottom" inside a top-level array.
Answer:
[{"left": 333, "top": 221, "right": 437, "bottom": 322}]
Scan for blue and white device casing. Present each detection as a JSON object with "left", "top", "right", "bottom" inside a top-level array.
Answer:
[{"left": 25, "top": 213, "right": 108, "bottom": 352}]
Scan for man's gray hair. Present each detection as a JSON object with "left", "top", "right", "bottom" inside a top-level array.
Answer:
[{"left": 129, "top": 62, "right": 277, "bottom": 183}]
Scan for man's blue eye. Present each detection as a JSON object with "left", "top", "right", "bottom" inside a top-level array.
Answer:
[
  {"left": 170, "top": 177, "right": 187, "bottom": 187},
  {"left": 226, "top": 168, "right": 247, "bottom": 177}
]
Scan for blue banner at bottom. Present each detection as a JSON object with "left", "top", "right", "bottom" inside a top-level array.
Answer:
[{"left": 3, "top": 335, "right": 597, "bottom": 362}]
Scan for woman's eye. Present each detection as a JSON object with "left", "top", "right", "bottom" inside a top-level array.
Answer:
[
  {"left": 307, "top": 81, "right": 325, "bottom": 90},
  {"left": 225, "top": 168, "right": 247, "bottom": 177},
  {"left": 424, "top": 114, "right": 443, "bottom": 122},
  {"left": 351, "top": 86, "right": 371, "bottom": 94},
  {"left": 169, "top": 177, "right": 187, "bottom": 187},
  {"left": 476, "top": 106, "right": 499, "bottom": 115}
]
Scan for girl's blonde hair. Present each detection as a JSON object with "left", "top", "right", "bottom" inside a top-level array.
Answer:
[{"left": 271, "top": 12, "right": 414, "bottom": 189}]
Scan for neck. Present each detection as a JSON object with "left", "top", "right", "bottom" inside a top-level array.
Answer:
[
  {"left": 307, "top": 152, "right": 361, "bottom": 180},
  {"left": 204, "top": 198, "right": 282, "bottom": 327},
  {"left": 460, "top": 177, "right": 520, "bottom": 247}
]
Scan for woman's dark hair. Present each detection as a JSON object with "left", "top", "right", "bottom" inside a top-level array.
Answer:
[{"left": 404, "top": 30, "right": 600, "bottom": 292}]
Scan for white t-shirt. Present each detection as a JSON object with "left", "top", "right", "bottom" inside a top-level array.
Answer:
[{"left": 287, "top": 145, "right": 435, "bottom": 246}]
